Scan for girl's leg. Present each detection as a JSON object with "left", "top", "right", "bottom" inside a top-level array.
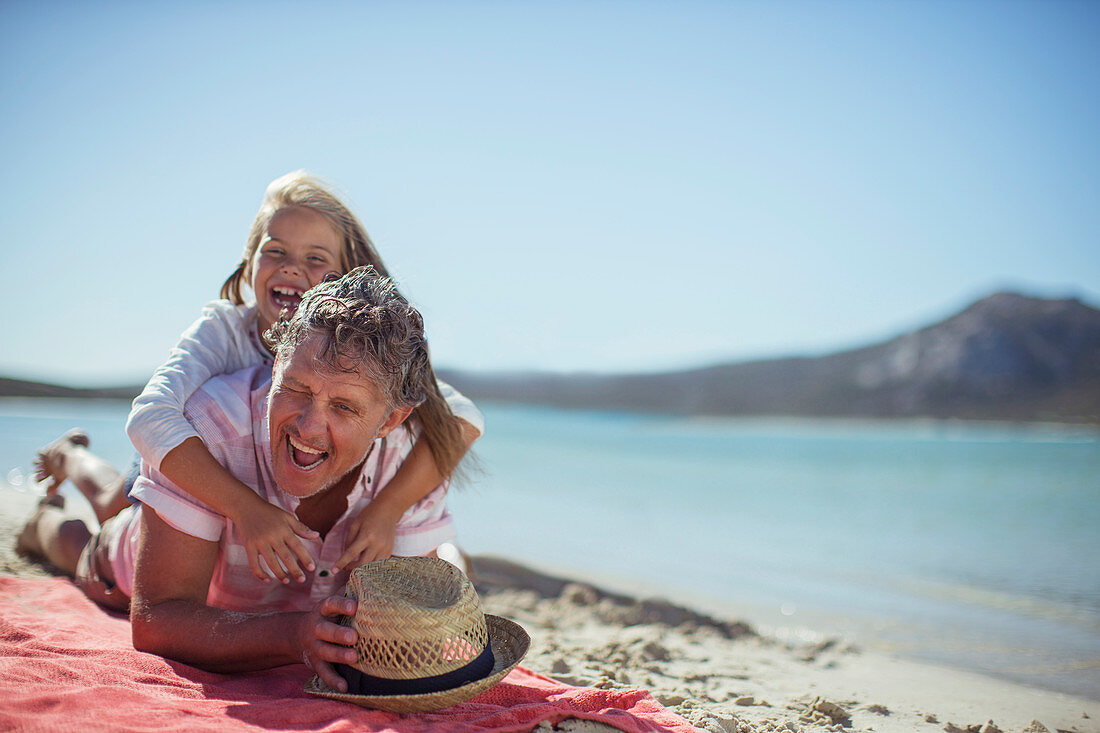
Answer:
[
  {"left": 15, "top": 495, "right": 93, "bottom": 576},
  {"left": 34, "top": 431, "right": 131, "bottom": 524}
]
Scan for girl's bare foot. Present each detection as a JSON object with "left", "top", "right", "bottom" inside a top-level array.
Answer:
[{"left": 33, "top": 430, "right": 90, "bottom": 495}]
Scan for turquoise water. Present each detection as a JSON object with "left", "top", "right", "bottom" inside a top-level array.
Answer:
[{"left": 2, "top": 398, "right": 1098, "bottom": 698}]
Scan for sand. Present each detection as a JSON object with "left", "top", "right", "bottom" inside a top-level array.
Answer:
[
  {"left": 470, "top": 558, "right": 1097, "bottom": 733},
  {"left": 2, "top": 486, "right": 1096, "bottom": 733}
]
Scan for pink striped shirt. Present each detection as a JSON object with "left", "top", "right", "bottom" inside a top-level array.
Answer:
[{"left": 108, "top": 365, "right": 454, "bottom": 612}]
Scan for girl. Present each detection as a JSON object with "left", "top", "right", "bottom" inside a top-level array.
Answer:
[{"left": 34, "top": 171, "right": 481, "bottom": 583}]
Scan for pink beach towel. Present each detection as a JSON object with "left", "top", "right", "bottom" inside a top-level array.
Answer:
[{"left": 0, "top": 576, "right": 695, "bottom": 732}]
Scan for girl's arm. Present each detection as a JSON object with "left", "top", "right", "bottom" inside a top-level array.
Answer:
[
  {"left": 159, "top": 437, "right": 317, "bottom": 581},
  {"left": 435, "top": 379, "right": 485, "bottom": 436},
  {"left": 332, "top": 416, "right": 479, "bottom": 572},
  {"left": 127, "top": 302, "right": 317, "bottom": 581},
  {"left": 126, "top": 301, "right": 256, "bottom": 471}
]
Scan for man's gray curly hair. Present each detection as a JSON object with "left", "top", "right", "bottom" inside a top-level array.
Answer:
[{"left": 266, "top": 266, "right": 430, "bottom": 411}]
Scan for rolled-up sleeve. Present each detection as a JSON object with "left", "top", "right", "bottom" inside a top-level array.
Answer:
[
  {"left": 392, "top": 484, "right": 455, "bottom": 556},
  {"left": 129, "top": 367, "right": 262, "bottom": 542},
  {"left": 436, "top": 379, "right": 485, "bottom": 436},
  {"left": 130, "top": 473, "right": 226, "bottom": 542}
]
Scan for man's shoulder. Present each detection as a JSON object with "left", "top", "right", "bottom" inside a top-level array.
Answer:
[{"left": 184, "top": 366, "right": 271, "bottom": 443}]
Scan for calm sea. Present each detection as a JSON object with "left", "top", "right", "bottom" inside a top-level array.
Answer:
[{"left": 1, "top": 398, "right": 1097, "bottom": 699}]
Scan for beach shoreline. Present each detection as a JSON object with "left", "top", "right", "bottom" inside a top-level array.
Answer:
[
  {"left": 467, "top": 552, "right": 1100, "bottom": 701},
  {"left": 2, "top": 487, "right": 1096, "bottom": 733}
]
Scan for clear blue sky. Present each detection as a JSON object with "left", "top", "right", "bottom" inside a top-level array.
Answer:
[{"left": 2, "top": 0, "right": 1097, "bottom": 386}]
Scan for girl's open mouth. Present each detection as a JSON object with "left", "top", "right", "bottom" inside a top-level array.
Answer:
[{"left": 271, "top": 286, "right": 303, "bottom": 310}]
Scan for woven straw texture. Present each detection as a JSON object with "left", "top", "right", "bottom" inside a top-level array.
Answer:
[
  {"left": 304, "top": 614, "right": 529, "bottom": 713},
  {"left": 303, "top": 557, "right": 530, "bottom": 713},
  {"left": 343, "top": 557, "right": 488, "bottom": 679}
]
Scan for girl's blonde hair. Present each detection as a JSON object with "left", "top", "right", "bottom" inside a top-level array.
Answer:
[
  {"left": 221, "top": 170, "right": 388, "bottom": 303},
  {"left": 223, "top": 171, "right": 468, "bottom": 479}
]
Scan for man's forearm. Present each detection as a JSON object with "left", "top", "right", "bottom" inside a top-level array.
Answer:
[
  {"left": 131, "top": 465, "right": 359, "bottom": 689},
  {"left": 131, "top": 598, "right": 305, "bottom": 673}
]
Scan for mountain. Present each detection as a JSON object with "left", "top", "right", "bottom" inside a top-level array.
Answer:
[
  {"left": 2, "top": 292, "right": 1097, "bottom": 424},
  {"left": 0, "top": 377, "right": 140, "bottom": 401},
  {"left": 438, "top": 292, "right": 1100, "bottom": 424}
]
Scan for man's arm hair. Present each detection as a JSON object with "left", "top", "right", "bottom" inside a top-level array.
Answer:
[{"left": 129, "top": 507, "right": 304, "bottom": 672}]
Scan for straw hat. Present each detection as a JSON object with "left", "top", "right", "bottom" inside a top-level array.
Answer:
[{"left": 304, "top": 556, "right": 529, "bottom": 713}]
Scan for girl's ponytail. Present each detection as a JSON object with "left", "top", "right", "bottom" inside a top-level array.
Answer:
[
  {"left": 412, "top": 368, "right": 470, "bottom": 481},
  {"left": 220, "top": 260, "right": 248, "bottom": 304}
]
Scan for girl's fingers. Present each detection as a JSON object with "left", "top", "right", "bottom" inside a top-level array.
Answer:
[
  {"left": 246, "top": 549, "right": 270, "bottom": 582},
  {"left": 331, "top": 547, "right": 359, "bottom": 574},
  {"left": 332, "top": 539, "right": 377, "bottom": 573},
  {"left": 283, "top": 534, "right": 316, "bottom": 574},
  {"left": 259, "top": 547, "right": 290, "bottom": 583},
  {"left": 358, "top": 547, "right": 384, "bottom": 566},
  {"left": 289, "top": 517, "right": 320, "bottom": 541},
  {"left": 272, "top": 544, "right": 307, "bottom": 583}
]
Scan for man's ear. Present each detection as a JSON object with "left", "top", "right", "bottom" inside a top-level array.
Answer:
[{"left": 376, "top": 406, "right": 414, "bottom": 439}]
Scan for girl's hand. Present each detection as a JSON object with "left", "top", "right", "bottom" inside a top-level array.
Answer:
[
  {"left": 332, "top": 500, "right": 402, "bottom": 572},
  {"left": 235, "top": 501, "right": 319, "bottom": 583},
  {"left": 297, "top": 595, "right": 359, "bottom": 692}
]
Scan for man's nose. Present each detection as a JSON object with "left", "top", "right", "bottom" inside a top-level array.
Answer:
[{"left": 296, "top": 403, "right": 327, "bottom": 438}]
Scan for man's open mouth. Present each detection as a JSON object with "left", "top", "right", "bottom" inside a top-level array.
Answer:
[
  {"left": 271, "top": 286, "right": 303, "bottom": 310},
  {"left": 287, "top": 435, "right": 328, "bottom": 470}
]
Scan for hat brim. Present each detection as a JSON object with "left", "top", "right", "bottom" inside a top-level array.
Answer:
[{"left": 304, "top": 614, "right": 530, "bottom": 713}]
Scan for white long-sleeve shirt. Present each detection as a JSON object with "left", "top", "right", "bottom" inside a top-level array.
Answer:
[{"left": 126, "top": 299, "right": 484, "bottom": 472}]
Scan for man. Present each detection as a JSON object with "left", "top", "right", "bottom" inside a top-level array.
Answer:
[{"left": 18, "top": 267, "right": 455, "bottom": 694}]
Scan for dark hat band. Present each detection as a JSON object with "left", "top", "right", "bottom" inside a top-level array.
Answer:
[{"left": 336, "top": 643, "right": 495, "bottom": 696}]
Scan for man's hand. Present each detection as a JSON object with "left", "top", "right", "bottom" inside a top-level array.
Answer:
[
  {"left": 332, "top": 500, "right": 402, "bottom": 572},
  {"left": 235, "top": 501, "right": 319, "bottom": 583},
  {"left": 298, "top": 595, "right": 359, "bottom": 692}
]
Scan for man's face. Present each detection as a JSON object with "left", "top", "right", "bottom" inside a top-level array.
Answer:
[{"left": 268, "top": 333, "right": 411, "bottom": 498}]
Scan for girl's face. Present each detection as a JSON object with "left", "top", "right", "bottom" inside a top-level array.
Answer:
[{"left": 248, "top": 206, "right": 344, "bottom": 333}]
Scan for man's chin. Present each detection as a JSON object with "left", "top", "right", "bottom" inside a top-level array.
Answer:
[{"left": 273, "top": 464, "right": 332, "bottom": 498}]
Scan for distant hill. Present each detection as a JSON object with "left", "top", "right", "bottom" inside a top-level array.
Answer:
[
  {"left": 438, "top": 292, "right": 1100, "bottom": 424},
  {"left": 3, "top": 292, "right": 1098, "bottom": 424},
  {"left": 0, "top": 377, "right": 139, "bottom": 401}
]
